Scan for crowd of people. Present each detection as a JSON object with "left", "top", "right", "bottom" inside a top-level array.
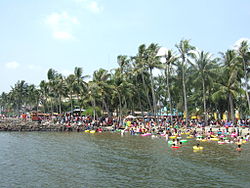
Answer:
[
  {"left": 121, "top": 117, "right": 250, "bottom": 152},
  {"left": 1, "top": 113, "right": 250, "bottom": 151}
]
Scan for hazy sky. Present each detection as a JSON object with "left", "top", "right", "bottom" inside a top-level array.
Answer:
[{"left": 0, "top": 0, "right": 249, "bottom": 93}]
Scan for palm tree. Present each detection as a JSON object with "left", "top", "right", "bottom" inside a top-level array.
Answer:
[
  {"left": 237, "top": 40, "right": 250, "bottom": 113},
  {"left": 189, "top": 51, "right": 217, "bottom": 125},
  {"left": 39, "top": 80, "right": 49, "bottom": 113},
  {"left": 110, "top": 68, "right": 133, "bottom": 125},
  {"left": 144, "top": 43, "right": 162, "bottom": 118},
  {"left": 175, "top": 40, "right": 195, "bottom": 125},
  {"left": 157, "top": 48, "right": 177, "bottom": 125},
  {"left": 55, "top": 74, "right": 66, "bottom": 114},
  {"left": 65, "top": 74, "right": 76, "bottom": 112},
  {"left": 133, "top": 44, "right": 153, "bottom": 113},
  {"left": 74, "top": 67, "right": 89, "bottom": 115},
  {"left": 26, "top": 84, "right": 40, "bottom": 112},
  {"left": 10, "top": 80, "right": 28, "bottom": 115},
  {"left": 47, "top": 68, "right": 58, "bottom": 114},
  {"left": 92, "top": 68, "right": 112, "bottom": 115},
  {"left": 0, "top": 92, "right": 9, "bottom": 115},
  {"left": 212, "top": 50, "right": 243, "bottom": 122}
]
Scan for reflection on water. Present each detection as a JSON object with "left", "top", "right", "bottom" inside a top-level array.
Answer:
[{"left": 0, "top": 132, "right": 249, "bottom": 188}]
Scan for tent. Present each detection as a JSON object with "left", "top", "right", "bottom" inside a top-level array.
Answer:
[{"left": 125, "top": 115, "right": 136, "bottom": 119}]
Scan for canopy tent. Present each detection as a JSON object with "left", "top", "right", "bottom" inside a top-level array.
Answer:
[
  {"left": 157, "top": 107, "right": 183, "bottom": 116},
  {"left": 124, "top": 115, "right": 136, "bottom": 119}
]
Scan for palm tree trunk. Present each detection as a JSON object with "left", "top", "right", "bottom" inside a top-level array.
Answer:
[
  {"left": 78, "top": 94, "right": 81, "bottom": 116},
  {"left": 124, "top": 96, "right": 128, "bottom": 114},
  {"left": 70, "top": 93, "right": 73, "bottom": 112},
  {"left": 141, "top": 72, "right": 153, "bottom": 113},
  {"left": 202, "top": 78, "right": 207, "bottom": 126},
  {"left": 182, "top": 63, "right": 188, "bottom": 125},
  {"left": 36, "top": 98, "right": 39, "bottom": 113},
  {"left": 43, "top": 97, "right": 46, "bottom": 113},
  {"left": 59, "top": 95, "right": 62, "bottom": 114},
  {"left": 243, "top": 59, "right": 250, "bottom": 112},
  {"left": 228, "top": 93, "right": 235, "bottom": 123},
  {"left": 91, "top": 99, "right": 96, "bottom": 121},
  {"left": 150, "top": 68, "right": 157, "bottom": 121},
  {"left": 118, "top": 93, "right": 122, "bottom": 126},
  {"left": 50, "top": 99, "right": 53, "bottom": 115},
  {"left": 166, "top": 66, "right": 173, "bottom": 125},
  {"left": 103, "top": 99, "right": 110, "bottom": 115}
]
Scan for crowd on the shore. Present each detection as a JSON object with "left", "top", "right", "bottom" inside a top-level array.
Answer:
[
  {"left": 1, "top": 113, "right": 250, "bottom": 152},
  {"left": 0, "top": 113, "right": 249, "bottom": 132},
  {"left": 120, "top": 117, "right": 250, "bottom": 152}
]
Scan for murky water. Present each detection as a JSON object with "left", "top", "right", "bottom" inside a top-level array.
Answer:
[{"left": 0, "top": 132, "right": 250, "bottom": 188}]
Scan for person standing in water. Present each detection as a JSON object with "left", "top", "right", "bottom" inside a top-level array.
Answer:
[{"left": 236, "top": 144, "right": 242, "bottom": 152}]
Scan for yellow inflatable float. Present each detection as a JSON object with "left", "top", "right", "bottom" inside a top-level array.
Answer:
[
  {"left": 201, "top": 139, "right": 207, "bottom": 142},
  {"left": 169, "top": 136, "right": 177, "bottom": 139},
  {"left": 85, "top": 130, "right": 90, "bottom": 133},
  {"left": 193, "top": 146, "right": 204, "bottom": 150},
  {"left": 211, "top": 138, "right": 219, "bottom": 141},
  {"left": 90, "top": 130, "right": 96, "bottom": 134}
]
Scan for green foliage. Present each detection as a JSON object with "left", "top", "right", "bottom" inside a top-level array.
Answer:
[{"left": 1, "top": 39, "right": 250, "bottom": 121}]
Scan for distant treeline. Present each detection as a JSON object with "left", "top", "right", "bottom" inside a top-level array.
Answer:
[{"left": 1, "top": 39, "right": 249, "bottom": 125}]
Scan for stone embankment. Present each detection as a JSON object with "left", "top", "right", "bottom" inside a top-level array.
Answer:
[
  {"left": 0, "top": 119, "right": 67, "bottom": 131},
  {"left": 0, "top": 118, "right": 114, "bottom": 132}
]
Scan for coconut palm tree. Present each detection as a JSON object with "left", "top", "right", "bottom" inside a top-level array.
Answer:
[
  {"left": 0, "top": 92, "right": 9, "bottom": 115},
  {"left": 10, "top": 80, "right": 29, "bottom": 115},
  {"left": 55, "top": 74, "right": 67, "bottom": 114},
  {"left": 144, "top": 43, "right": 162, "bottom": 118},
  {"left": 157, "top": 48, "right": 177, "bottom": 125},
  {"left": 65, "top": 74, "right": 76, "bottom": 112},
  {"left": 175, "top": 40, "right": 195, "bottom": 125},
  {"left": 26, "top": 84, "right": 40, "bottom": 112},
  {"left": 92, "top": 68, "right": 112, "bottom": 115},
  {"left": 237, "top": 40, "right": 250, "bottom": 113},
  {"left": 74, "top": 67, "right": 89, "bottom": 115},
  {"left": 133, "top": 44, "right": 153, "bottom": 113},
  {"left": 47, "top": 68, "right": 58, "bottom": 114},
  {"left": 39, "top": 80, "right": 49, "bottom": 113},
  {"left": 110, "top": 68, "right": 133, "bottom": 125},
  {"left": 189, "top": 51, "right": 218, "bottom": 125},
  {"left": 212, "top": 50, "right": 243, "bottom": 122}
]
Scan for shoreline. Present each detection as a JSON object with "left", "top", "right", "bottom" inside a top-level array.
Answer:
[
  {"left": 1, "top": 118, "right": 250, "bottom": 136},
  {"left": 0, "top": 118, "right": 113, "bottom": 132}
]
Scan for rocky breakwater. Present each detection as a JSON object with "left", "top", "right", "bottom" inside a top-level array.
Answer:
[{"left": 0, "top": 119, "right": 64, "bottom": 132}]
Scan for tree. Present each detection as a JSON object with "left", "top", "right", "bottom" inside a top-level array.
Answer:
[
  {"left": 144, "top": 43, "right": 162, "bottom": 118},
  {"left": 189, "top": 51, "right": 218, "bottom": 125},
  {"left": 212, "top": 50, "right": 243, "bottom": 122},
  {"left": 65, "top": 74, "right": 76, "bottom": 112},
  {"left": 237, "top": 40, "right": 250, "bottom": 113},
  {"left": 39, "top": 80, "right": 49, "bottom": 113},
  {"left": 10, "top": 80, "right": 28, "bottom": 115},
  {"left": 26, "top": 84, "right": 40, "bottom": 112},
  {"left": 133, "top": 44, "right": 153, "bottom": 113},
  {"left": 92, "top": 68, "right": 112, "bottom": 115},
  {"left": 175, "top": 40, "right": 195, "bottom": 125},
  {"left": 74, "top": 67, "right": 89, "bottom": 115},
  {"left": 157, "top": 48, "right": 177, "bottom": 125}
]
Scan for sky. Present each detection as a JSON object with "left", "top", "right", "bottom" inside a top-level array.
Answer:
[{"left": 0, "top": 0, "right": 250, "bottom": 93}]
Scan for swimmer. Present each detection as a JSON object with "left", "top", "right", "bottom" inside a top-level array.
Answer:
[{"left": 236, "top": 144, "right": 242, "bottom": 152}]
